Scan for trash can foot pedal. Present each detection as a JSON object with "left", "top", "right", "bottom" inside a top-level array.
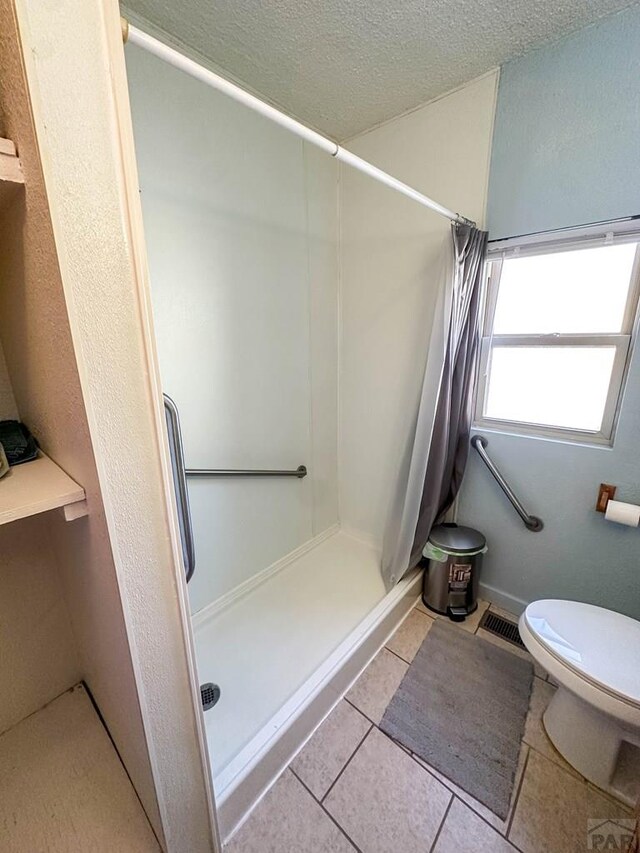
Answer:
[{"left": 448, "top": 606, "right": 468, "bottom": 621}]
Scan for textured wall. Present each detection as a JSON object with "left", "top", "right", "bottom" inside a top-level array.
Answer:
[
  {"left": 0, "top": 342, "right": 17, "bottom": 419},
  {"left": 339, "top": 72, "right": 498, "bottom": 547},
  {"left": 0, "top": 0, "right": 162, "bottom": 838},
  {"left": 458, "top": 389, "right": 640, "bottom": 618},
  {"left": 10, "top": 1, "right": 218, "bottom": 849},
  {"left": 487, "top": 3, "right": 640, "bottom": 239},
  {"left": 126, "top": 44, "right": 339, "bottom": 612},
  {"left": 0, "top": 517, "right": 80, "bottom": 736},
  {"left": 457, "top": 7, "right": 640, "bottom": 618}
]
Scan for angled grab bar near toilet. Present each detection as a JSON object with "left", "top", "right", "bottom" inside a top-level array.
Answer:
[{"left": 471, "top": 435, "right": 544, "bottom": 532}]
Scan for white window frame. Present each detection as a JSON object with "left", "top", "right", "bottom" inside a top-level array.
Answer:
[{"left": 474, "top": 222, "right": 640, "bottom": 446}]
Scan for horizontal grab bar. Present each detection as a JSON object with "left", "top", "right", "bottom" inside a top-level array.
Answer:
[
  {"left": 470, "top": 435, "right": 543, "bottom": 532},
  {"left": 186, "top": 465, "right": 307, "bottom": 478}
]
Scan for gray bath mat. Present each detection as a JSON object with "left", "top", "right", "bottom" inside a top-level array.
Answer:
[{"left": 380, "top": 618, "right": 533, "bottom": 819}]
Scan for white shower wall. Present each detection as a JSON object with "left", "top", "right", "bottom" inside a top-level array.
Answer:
[
  {"left": 126, "top": 46, "right": 338, "bottom": 612},
  {"left": 127, "top": 41, "right": 498, "bottom": 614},
  {"left": 338, "top": 71, "right": 499, "bottom": 548}
]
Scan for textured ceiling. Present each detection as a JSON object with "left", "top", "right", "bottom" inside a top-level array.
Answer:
[{"left": 123, "top": 0, "right": 637, "bottom": 140}]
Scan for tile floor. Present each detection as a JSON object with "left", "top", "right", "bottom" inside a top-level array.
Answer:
[{"left": 225, "top": 599, "right": 635, "bottom": 853}]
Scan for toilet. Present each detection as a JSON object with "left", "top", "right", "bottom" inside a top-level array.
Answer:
[{"left": 519, "top": 599, "right": 640, "bottom": 805}]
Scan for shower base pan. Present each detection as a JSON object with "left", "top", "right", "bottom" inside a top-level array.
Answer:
[{"left": 191, "top": 527, "right": 421, "bottom": 840}]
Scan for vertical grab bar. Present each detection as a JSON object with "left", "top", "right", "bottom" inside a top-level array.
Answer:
[{"left": 163, "top": 394, "right": 196, "bottom": 582}]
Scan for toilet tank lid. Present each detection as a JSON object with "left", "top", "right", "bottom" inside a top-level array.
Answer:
[{"left": 524, "top": 599, "right": 640, "bottom": 705}]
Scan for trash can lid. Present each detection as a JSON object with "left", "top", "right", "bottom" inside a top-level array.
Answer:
[{"left": 428, "top": 523, "right": 486, "bottom": 554}]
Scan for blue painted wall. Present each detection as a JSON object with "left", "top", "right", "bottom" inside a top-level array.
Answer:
[
  {"left": 487, "top": 4, "right": 640, "bottom": 240},
  {"left": 457, "top": 6, "right": 640, "bottom": 618}
]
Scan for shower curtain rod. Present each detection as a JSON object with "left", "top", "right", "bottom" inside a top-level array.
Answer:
[{"left": 121, "top": 19, "right": 475, "bottom": 228}]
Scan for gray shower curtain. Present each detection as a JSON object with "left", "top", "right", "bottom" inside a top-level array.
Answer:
[{"left": 381, "top": 223, "right": 488, "bottom": 590}]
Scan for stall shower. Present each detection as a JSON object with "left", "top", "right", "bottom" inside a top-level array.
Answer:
[{"left": 125, "top": 29, "right": 480, "bottom": 834}]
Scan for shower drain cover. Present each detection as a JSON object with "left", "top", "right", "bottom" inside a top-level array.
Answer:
[
  {"left": 479, "top": 611, "right": 526, "bottom": 649},
  {"left": 200, "top": 682, "right": 221, "bottom": 711}
]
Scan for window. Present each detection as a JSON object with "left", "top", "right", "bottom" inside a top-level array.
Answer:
[{"left": 475, "top": 229, "right": 640, "bottom": 445}]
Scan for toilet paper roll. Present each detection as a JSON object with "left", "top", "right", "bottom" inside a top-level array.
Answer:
[{"left": 604, "top": 499, "right": 640, "bottom": 527}]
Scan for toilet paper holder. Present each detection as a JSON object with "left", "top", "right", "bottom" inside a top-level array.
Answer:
[
  {"left": 596, "top": 483, "right": 617, "bottom": 513},
  {"left": 596, "top": 483, "right": 640, "bottom": 528}
]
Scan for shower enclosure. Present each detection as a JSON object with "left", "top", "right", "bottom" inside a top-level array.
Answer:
[{"left": 125, "top": 37, "right": 446, "bottom": 838}]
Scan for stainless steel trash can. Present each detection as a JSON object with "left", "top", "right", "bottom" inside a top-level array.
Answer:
[{"left": 422, "top": 523, "right": 486, "bottom": 621}]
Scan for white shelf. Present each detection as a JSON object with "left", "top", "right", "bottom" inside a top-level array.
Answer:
[
  {"left": 0, "top": 453, "right": 86, "bottom": 525},
  {"left": 0, "top": 137, "right": 24, "bottom": 209}
]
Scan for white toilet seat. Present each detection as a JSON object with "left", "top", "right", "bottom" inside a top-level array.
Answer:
[
  {"left": 520, "top": 599, "right": 640, "bottom": 728},
  {"left": 519, "top": 599, "right": 640, "bottom": 805}
]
